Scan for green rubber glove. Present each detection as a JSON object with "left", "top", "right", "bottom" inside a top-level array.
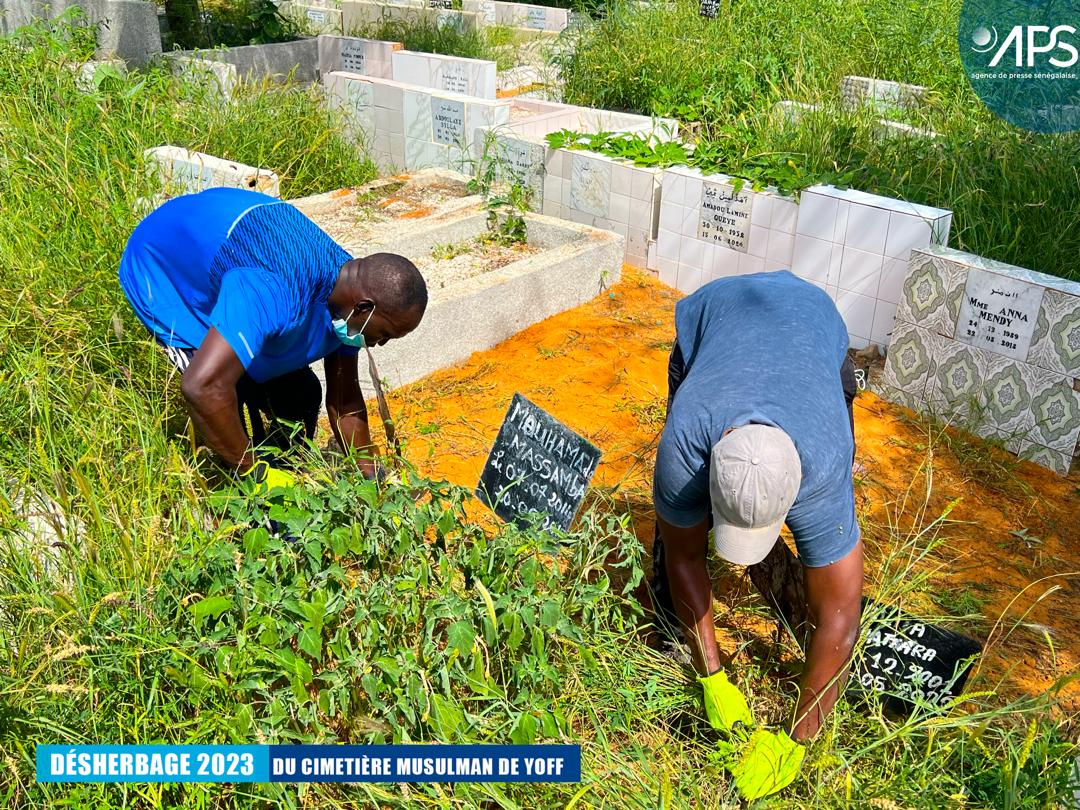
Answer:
[
  {"left": 699, "top": 669, "right": 754, "bottom": 732},
  {"left": 243, "top": 459, "right": 297, "bottom": 495},
  {"left": 726, "top": 728, "right": 805, "bottom": 801}
]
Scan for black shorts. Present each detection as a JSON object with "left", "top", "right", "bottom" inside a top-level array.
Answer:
[{"left": 162, "top": 344, "right": 322, "bottom": 450}]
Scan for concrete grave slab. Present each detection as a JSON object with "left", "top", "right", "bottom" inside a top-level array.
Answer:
[{"left": 291, "top": 170, "right": 624, "bottom": 390}]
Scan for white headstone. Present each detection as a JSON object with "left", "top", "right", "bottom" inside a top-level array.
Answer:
[
  {"left": 698, "top": 180, "right": 751, "bottom": 252},
  {"left": 955, "top": 266, "right": 1044, "bottom": 361}
]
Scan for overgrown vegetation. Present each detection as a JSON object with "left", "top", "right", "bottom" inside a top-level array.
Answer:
[
  {"left": 161, "top": 0, "right": 303, "bottom": 49},
  {"left": 348, "top": 16, "right": 521, "bottom": 72},
  {"left": 0, "top": 12, "right": 1077, "bottom": 810},
  {"left": 556, "top": 0, "right": 1080, "bottom": 281}
]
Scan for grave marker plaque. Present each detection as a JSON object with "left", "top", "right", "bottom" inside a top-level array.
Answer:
[
  {"left": 306, "top": 6, "right": 328, "bottom": 24},
  {"left": 340, "top": 40, "right": 366, "bottom": 73},
  {"left": 431, "top": 97, "right": 466, "bottom": 145},
  {"left": 699, "top": 0, "right": 720, "bottom": 17},
  {"left": 853, "top": 600, "right": 982, "bottom": 715},
  {"left": 955, "top": 267, "right": 1044, "bottom": 361},
  {"left": 525, "top": 6, "right": 547, "bottom": 28},
  {"left": 428, "top": 0, "right": 453, "bottom": 7},
  {"left": 441, "top": 62, "right": 471, "bottom": 95},
  {"left": 476, "top": 393, "right": 601, "bottom": 532},
  {"left": 698, "top": 180, "right": 751, "bottom": 251}
]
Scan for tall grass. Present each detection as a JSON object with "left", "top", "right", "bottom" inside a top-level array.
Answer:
[
  {"left": 347, "top": 17, "right": 521, "bottom": 71},
  {"left": 557, "top": 0, "right": 1080, "bottom": 281},
  {"left": 0, "top": 13, "right": 1076, "bottom": 810}
]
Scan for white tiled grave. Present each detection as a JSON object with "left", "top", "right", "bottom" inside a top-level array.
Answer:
[
  {"left": 840, "top": 75, "right": 927, "bottom": 114},
  {"left": 881, "top": 245, "right": 1080, "bottom": 475},
  {"left": 145, "top": 146, "right": 280, "bottom": 198},
  {"left": 793, "top": 186, "right": 951, "bottom": 348},
  {"left": 649, "top": 168, "right": 952, "bottom": 349},
  {"left": 391, "top": 49, "right": 497, "bottom": 100},
  {"left": 317, "top": 35, "right": 400, "bottom": 79},
  {"left": 650, "top": 166, "right": 802, "bottom": 297},
  {"left": 324, "top": 70, "right": 511, "bottom": 172}
]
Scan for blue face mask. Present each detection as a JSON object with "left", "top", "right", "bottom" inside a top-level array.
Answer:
[{"left": 332, "top": 304, "right": 375, "bottom": 348}]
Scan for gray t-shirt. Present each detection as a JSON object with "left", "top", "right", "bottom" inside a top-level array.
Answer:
[{"left": 653, "top": 270, "right": 858, "bottom": 568}]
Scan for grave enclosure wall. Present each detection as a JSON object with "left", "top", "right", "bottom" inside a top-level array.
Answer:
[
  {"left": 650, "top": 166, "right": 952, "bottom": 349},
  {"left": 881, "top": 246, "right": 1080, "bottom": 475},
  {"left": 145, "top": 146, "right": 281, "bottom": 198},
  {"left": 478, "top": 111, "right": 679, "bottom": 268}
]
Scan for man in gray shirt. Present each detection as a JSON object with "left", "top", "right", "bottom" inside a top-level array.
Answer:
[{"left": 651, "top": 271, "right": 863, "bottom": 795}]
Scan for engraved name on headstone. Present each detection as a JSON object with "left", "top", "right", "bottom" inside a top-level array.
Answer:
[
  {"left": 340, "top": 40, "right": 365, "bottom": 73},
  {"left": 431, "top": 97, "right": 466, "bottom": 145},
  {"left": 306, "top": 6, "right": 328, "bottom": 24},
  {"left": 698, "top": 180, "right": 751, "bottom": 252},
  {"left": 955, "top": 267, "right": 1044, "bottom": 361},
  {"left": 699, "top": 0, "right": 720, "bottom": 17},
  {"left": 476, "top": 393, "right": 602, "bottom": 532},
  {"left": 569, "top": 155, "right": 611, "bottom": 218},
  {"left": 441, "top": 62, "right": 471, "bottom": 95},
  {"left": 525, "top": 6, "right": 547, "bottom": 28}
]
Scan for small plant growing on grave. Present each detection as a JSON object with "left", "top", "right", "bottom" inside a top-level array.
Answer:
[{"left": 466, "top": 132, "right": 530, "bottom": 247}]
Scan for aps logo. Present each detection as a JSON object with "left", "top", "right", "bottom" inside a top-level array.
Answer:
[{"left": 970, "top": 23, "right": 1078, "bottom": 67}]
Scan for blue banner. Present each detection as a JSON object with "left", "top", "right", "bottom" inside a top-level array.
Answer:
[{"left": 37, "top": 744, "right": 581, "bottom": 783}]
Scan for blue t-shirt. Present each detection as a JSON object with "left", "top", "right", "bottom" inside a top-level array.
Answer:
[
  {"left": 118, "top": 187, "right": 357, "bottom": 383},
  {"left": 653, "top": 271, "right": 858, "bottom": 568}
]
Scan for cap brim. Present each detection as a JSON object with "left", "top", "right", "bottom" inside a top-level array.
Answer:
[{"left": 712, "top": 511, "right": 785, "bottom": 566}]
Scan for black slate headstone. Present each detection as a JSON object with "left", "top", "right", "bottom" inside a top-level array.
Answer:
[
  {"left": 853, "top": 600, "right": 983, "bottom": 715},
  {"left": 699, "top": 0, "right": 720, "bottom": 17},
  {"left": 475, "top": 393, "right": 602, "bottom": 532}
]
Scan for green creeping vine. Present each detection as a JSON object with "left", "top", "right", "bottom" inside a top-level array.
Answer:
[
  {"left": 157, "top": 471, "right": 644, "bottom": 745},
  {"left": 545, "top": 128, "right": 856, "bottom": 197}
]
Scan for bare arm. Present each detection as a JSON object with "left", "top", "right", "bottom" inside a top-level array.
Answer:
[
  {"left": 324, "top": 351, "right": 376, "bottom": 477},
  {"left": 658, "top": 514, "right": 722, "bottom": 675},
  {"left": 180, "top": 328, "right": 253, "bottom": 470},
  {"left": 791, "top": 538, "right": 863, "bottom": 740}
]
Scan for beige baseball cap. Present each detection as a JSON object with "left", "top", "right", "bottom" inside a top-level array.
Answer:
[{"left": 709, "top": 424, "right": 802, "bottom": 565}]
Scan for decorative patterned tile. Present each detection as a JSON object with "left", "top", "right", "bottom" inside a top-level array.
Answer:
[
  {"left": 924, "top": 340, "right": 984, "bottom": 416},
  {"left": 981, "top": 356, "right": 1039, "bottom": 438},
  {"left": 1018, "top": 442, "right": 1074, "bottom": 476},
  {"left": 1026, "top": 288, "right": 1080, "bottom": 377},
  {"left": 895, "top": 250, "right": 967, "bottom": 336},
  {"left": 1027, "top": 372, "right": 1080, "bottom": 454},
  {"left": 569, "top": 154, "right": 612, "bottom": 218},
  {"left": 882, "top": 321, "right": 938, "bottom": 406}
]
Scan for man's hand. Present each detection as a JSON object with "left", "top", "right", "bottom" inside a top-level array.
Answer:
[
  {"left": 725, "top": 728, "right": 805, "bottom": 800},
  {"left": 699, "top": 669, "right": 753, "bottom": 732}
]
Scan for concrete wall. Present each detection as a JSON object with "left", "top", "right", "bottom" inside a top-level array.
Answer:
[
  {"left": 881, "top": 245, "right": 1080, "bottom": 475},
  {"left": 305, "top": 208, "right": 624, "bottom": 389},
  {"left": 341, "top": 0, "right": 481, "bottom": 34},
  {"left": 166, "top": 38, "right": 319, "bottom": 83},
  {"left": 1, "top": 0, "right": 161, "bottom": 64},
  {"left": 650, "top": 166, "right": 952, "bottom": 350}
]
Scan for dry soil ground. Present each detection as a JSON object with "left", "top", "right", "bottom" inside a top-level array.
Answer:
[{"left": 333, "top": 268, "right": 1080, "bottom": 718}]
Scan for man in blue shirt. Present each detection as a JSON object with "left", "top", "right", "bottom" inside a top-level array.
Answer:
[
  {"left": 651, "top": 271, "right": 863, "bottom": 790},
  {"left": 119, "top": 187, "right": 428, "bottom": 486}
]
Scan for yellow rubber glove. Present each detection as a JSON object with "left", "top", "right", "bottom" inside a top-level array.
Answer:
[
  {"left": 242, "top": 459, "right": 297, "bottom": 495},
  {"left": 726, "top": 728, "right": 805, "bottom": 801},
  {"left": 699, "top": 669, "right": 754, "bottom": 732}
]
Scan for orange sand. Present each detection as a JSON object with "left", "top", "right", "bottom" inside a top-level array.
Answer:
[{"left": 360, "top": 268, "right": 1080, "bottom": 710}]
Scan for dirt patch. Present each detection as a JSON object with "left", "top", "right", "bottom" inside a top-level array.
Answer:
[
  {"left": 340, "top": 267, "right": 1080, "bottom": 713},
  {"left": 415, "top": 240, "right": 542, "bottom": 298},
  {"left": 299, "top": 178, "right": 471, "bottom": 247}
]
